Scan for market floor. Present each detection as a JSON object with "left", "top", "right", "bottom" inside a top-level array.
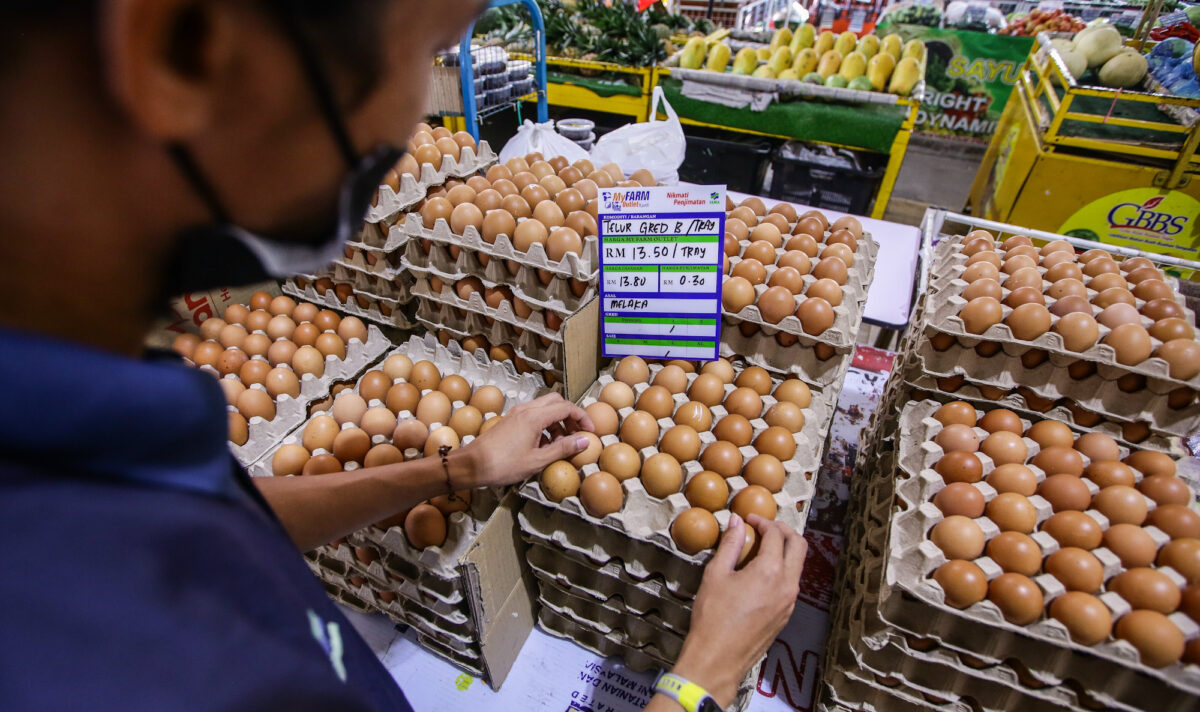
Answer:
[{"left": 884, "top": 136, "right": 988, "bottom": 227}]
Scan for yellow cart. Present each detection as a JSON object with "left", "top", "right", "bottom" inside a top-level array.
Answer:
[
  {"left": 654, "top": 64, "right": 922, "bottom": 220},
  {"left": 510, "top": 54, "right": 661, "bottom": 120},
  {"left": 967, "top": 35, "right": 1200, "bottom": 275}
]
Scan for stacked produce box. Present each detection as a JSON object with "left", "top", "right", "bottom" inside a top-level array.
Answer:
[
  {"left": 821, "top": 224, "right": 1200, "bottom": 710},
  {"left": 517, "top": 197, "right": 878, "bottom": 710}
]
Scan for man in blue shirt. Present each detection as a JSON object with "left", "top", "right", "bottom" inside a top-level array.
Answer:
[{"left": 0, "top": 2, "right": 807, "bottom": 710}]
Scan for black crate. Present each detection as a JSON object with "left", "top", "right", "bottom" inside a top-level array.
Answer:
[
  {"left": 768, "top": 143, "right": 887, "bottom": 216},
  {"left": 678, "top": 130, "right": 773, "bottom": 195}
]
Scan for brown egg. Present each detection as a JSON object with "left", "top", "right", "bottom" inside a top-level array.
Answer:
[
  {"left": 539, "top": 460, "right": 581, "bottom": 502},
  {"left": 423, "top": 425, "right": 461, "bottom": 458},
  {"left": 660, "top": 425, "right": 702, "bottom": 463},
  {"left": 1050, "top": 592, "right": 1113, "bottom": 645},
  {"left": 598, "top": 443, "right": 641, "bottom": 481},
  {"left": 1084, "top": 461, "right": 1135, "bottom": 489},
  {"left": 931, "top": 402, "right": 975, "bottom": 428},
  {"left": 1053, "top": 312, "right": 1100, "bottom": 352},
  {"left": 619, "top": 410, "right": 659, "bottom": 450},
  {"left": 584, "top": 402, "right": 619, "bottom": 438},
  {"left": 615, "top": 355, "right": 650, "bottom": 386},
  {"left": 1046, "top": 262, "right": 1085, "bottom": 285},
  {"left": 415, "top": 391, "right": 452, "bottom": 427},
  {"left": 786, "top": 233, "right": 820, "bottom": 257},
  {"left": 1126, "top": 450, "right": 1177, "bottom": 478},
  {"left": 332, "top": 392, "right": 368, "bottom": 426},
  {"left": 1158, "top": 538, "right": 1200, "bottom": 584},
  {"left": 931, "top": 515, "right": 985, "bottom": 559},
  {"left": 634, "top": 385, "right": 673, "bottom": 420},
  {"left": 672, "top": 401, "right": 712, "bottom": 432},
  {"left": 1102, "top": 523, "right": 1158, "bottom": 568},
  {"left": 1148, "top": 504, "right": 1200, "bottom": 539},
  {"left": 234, "top": 387, "right": 274, "bottom": 423},
  {"left": 300, "top": 415, "right": 338, "bottom": 453},
  {"left": 332, "top": 427, "right": 371, "bottom": 464},
  {"left": 688, "top": 373, "right": 726, "bottom": 407},
  {"left": 753, "top": 426, "right": 797, "bottom": 462},
  {"left": 1083, "top": 257, "right": 1120, "bottom": 277},
  {"left": 1046, "top": 547, "right": 1104, "bottom": 593},
  {"left": 743, "top": 454, "right": 786, "bottom": 492},
  {"left": 641, "top": 453, "right": 683, "bottom": 498},
  {"left": 723, "top": 387, "right": 763, "bottom": 420},
  {"left": 795, "top": 297, "right": 835, "bottom": 336},
  {"left": 1047, "top": 279, "right": 1088, "bottom": 302},
  {"left": 1004, "top": 286, "right": 1044, "bottom": 308},
  {"left": 932, "top": 482, "right": 985, "bottom": 518},
  {"left": 391, "top": 419, "right": 428, "bottom": 452},
  {"left": 701, "top": 441, "right": 744, "bottom": 479},
  {"left": 1088, "top": 272, "right": 1129, "bottom": 294},
  {"left": 227, "top": 411, "right": 250, "bottom": 446},
  {"left": 579, "top": 471, "right": 624, "bottom": 517},
  {"left": 980, "top": 431, "right": 1027, "bottom": 466},
  {"left": 974, "top": 409, "right": 1020, "bottom": 435},
  {"left": 600, "top": 381, "right": 636, "bottom": 410},
  {"left": 1157, "top": 339, "right": 1200, "bottom": 380},
  {"left": 773, "top": 377, "right": 813, "bottom": 407},
  {"left": 404, "top": 504, "right": 447, "bottom": 549},
  {"left": 671, "top": 508, "right": 720, "bottom": 555},
  {"left": 934, "top": 560, "right": 988, "bottom": 609},
  {"left": 1128, "top": 265, "right": 1166, "bottom": 285},
  {"left": 1038, "top": 473, "right": 1091, "bottom": 513},
  {"left": 1133, "top": 279, "right": 1175, "bottom": 303},
  {"left": 793, "top": 216, "right": 823, "bottom": 238},
  {"left": 731, "top": 484, "right": 777, "bottom": 520},
  {"left": 1150, "top": 317, "right": 1195, "bottom": 343},
  {"left": 1104, "top": 324, "right": 1154, "bottom": 366},
  {"left": 761, "top": 213, "right": 790, "bottom": 235},
  {"left": 935, "top": 424, "right": 981, "bottom": 454},
  {"left": 1139, "top": 474, "right": 1192, "bottom": 506},
  {"left": 1032, "top": 446, "right": 1085, "bottom": 477},
  {"left": 720, "top": 276, "right": 755, "bottom": 314},
  {"left": 1116, "top": 610, "right": 1184, "bottom": 668},
  {"left": 1006, "top": 303, "right": 1052, "bottom": 341},
  {"left": 811, "top": 258, "right": 848, "bottom": 286},
  {"left": 988, "top": 492, "right": 1039, "bottom": 533},
  {"left": 448, "top": 406, "right": 484, "bottom": 439},
  {"left": 315, "top": 332, "right": 346, "bottom": 361},
  {"left": 1023, "top": 421, "right": 1072, "bottom": 451},
  {"left": 385, "top": 382, "right": 420, "bottom": 416},
  {"left": 648, "top": 365, "right": 687, "bottom": 395},
  {"left": 987, "top": 531, "right": 1042, "bottom": 576},
  {"left": 271, "top": 444, "right": 310, "bottom": 477},
  {"left": 958, "top": 297, "right": 1003, "bottom": 335},
  {"left": 1041, "top": 510, "right": 1103, "bottom": 549},
  {"left": 932, "top": 451, "right": 983, "bottom": 484},
  {"left": 1110, "top": 568, "right": 1182, "bottom": 615},
  {"left": 983, "top": 463, "right": 1035, "bottom": 496},
  {"left": 564, "top": 210, "right": 597, "bottom": 238},
  {"left": 988, "top": 572, "right": 1044, "bottom": 625},
  {"left": 1072, "top": 433, "right": 1120, "bottom": 464},
  {"left": 961, "top": 278, "right": 1001, "bottom": 303}
]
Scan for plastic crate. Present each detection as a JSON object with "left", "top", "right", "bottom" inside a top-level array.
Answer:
[
  {"left": 767, "top": 142, "right": 886, "bottom": 215},
  {"left": 679, "top": 131, "right": 773, "bottom": 194}
]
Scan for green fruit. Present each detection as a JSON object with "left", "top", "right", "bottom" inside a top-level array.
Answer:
[
  {"left": 824, "top": 75, "right": 848, "bottom": 88},
  {"left": 848, "top": 76, "right": 873, "bottom": 92},
  {"left": 802, "top": 72, "right": 824, "bottom": 84}
]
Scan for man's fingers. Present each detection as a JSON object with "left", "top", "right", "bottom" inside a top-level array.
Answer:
[
  {"left": 527, "top": 395, "right": 594, "bottom": 434},
  {"left": 705, "top": 513, "right": 745, "bottom": 578},
  {"left": 534, "top": 433, "right": 590, "bottom": 469},
  {"left": 783, "top": 531, "right": 808, "bottom": 585},
  {"left": 753, "top": 518, "right": 786, "bottom": 566}
]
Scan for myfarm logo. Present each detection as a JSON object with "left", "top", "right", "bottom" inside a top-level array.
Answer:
[
  {"left": 601, "top": 190, "right": 651, "bottom": 211},
  {"left": 1107, "top": 196, "right": 1191, "bottom": 237}
]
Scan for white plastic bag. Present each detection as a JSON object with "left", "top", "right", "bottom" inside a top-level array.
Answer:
[
  {"left": 590, "top": 86, "right": 686, "bottom": 184},
  {"left": 499, "top": 120, "right": 589, "bottom": 164}
]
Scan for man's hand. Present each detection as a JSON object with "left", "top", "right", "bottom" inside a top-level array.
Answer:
[
  {"left": 669, "top": 514, "right": 807, "bottom": 709},
  {"left": 456, "top": 393, "right": 595, "bottom": 488}
]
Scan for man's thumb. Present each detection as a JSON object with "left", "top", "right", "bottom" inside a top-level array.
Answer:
[{"left": 536, "top": 433, "right": 590, "bottom": 468}]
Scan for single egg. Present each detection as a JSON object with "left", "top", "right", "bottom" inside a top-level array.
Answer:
[
  {"left": 598, "top": 443, "right": 641, "bottom": 481},
  {"left": 385, "top": 382, "right": 420, "bottom": 416},
  {"left": 934, "top": 482, "right": 986, "bottom": 518},
  {"left": 988, "top": 572, "right": 1044, "bottom": 625},
  {"left": 332, "top": 427, "right": 371, "bottom": 464},
  {"left": 931, "top": 515, "right": 985, "bottom": 560},
  {"left": 671, "top": 508, "right": 721, "bottom": 555},
  {"left": 540, "top": 460, "right": 581, "bottom": 502},
  {"left": 987, "top": 492, "right": 1038, "bottom": 533},
  {"left": 1050, "top": 591, "right": 1113, "bottom": 645},
  {"left": 415, "top": 391, "right": 453, "bottom": 426},
  {"left": 600, "top": 381, "right": 636, "bottom": 410},
  {"left": 674, "top": 401, "right": 714, "bottom": 432},
  {"left": 1041, "top": 510, "right": 1103, "bottom": 549},
  {"left": 1032, "top": 446, "right": 1085, "bottom": 477},
  {"left": 1038, "top": 474, "right": 1092, "bottom": 513},
  {"left": 1147, "top": 504, "right": 1200, "bottom": 539},
  {"left": 404, "top": 504, "right": 448, "bottom": 549},
  {"left": 391, "top": 419, "right": 429, "bottom": 452},
  {"left": 987, "top": 463, "right": 1038, "bottom": 496},
  {"left": 684, "top": 471, "right": 730, "bottom": 511},
  {"left": 580, "top": 471, "right": 624, "bottom": 517},
  {"left": 700, "top": 441, "right": 744, "bottom": 479},
  {"left": 743, "top": 454, "right": 786, "bottom": 493},
  {"left": 933, "top": 559, "right": 988, "bottom": 609},
  {"left": 935, "top": 451, "right": 984, "bottom": 484},
  {"left": 641, "top": 452, "right": 684, "bottom": 498},
  {"left": 585, "top": 402, "right": 620, "bottom": 438},
  {"left": 987, "top": 531, "right": 1043, "bottom": 576},
  {"left": 661, "top": 425, "right": 703, "bottom": 463},
  {"left": 1115, "top": 610, "right": 1184, "bottom": 668},
  {"left": 981, "top": 431, "right": 1029, "bottom": 466},
  {"left": 731, "top": 484, "right": 777, "bottom": 521},
  {"left": 1103, "top": 523, "right": 1159, "bottom": 568},
  {"left": 1045, "top": 547, "right": 1104, "bottom": 593}
]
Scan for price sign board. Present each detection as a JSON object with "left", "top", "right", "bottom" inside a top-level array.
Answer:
[{"left": 598, "top": 185, "right": 725, "bottom": 361}]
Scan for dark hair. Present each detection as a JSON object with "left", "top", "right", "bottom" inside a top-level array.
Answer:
[{"left": 1, "top": 0, "right": 387, "bottom": 100}]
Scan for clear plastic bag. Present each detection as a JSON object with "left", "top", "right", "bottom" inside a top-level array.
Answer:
[
  {"left": 498, "top": 120, "right": 589, "bottom": 164},
  {"left": 589, "top": 86, "right": 686, "bottom": 184}
]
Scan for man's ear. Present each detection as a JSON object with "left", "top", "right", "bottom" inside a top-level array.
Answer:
[{"left": 99, "top": 0, "right": 237, "bottom": 139}]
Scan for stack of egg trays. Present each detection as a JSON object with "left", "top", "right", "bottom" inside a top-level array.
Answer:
[
  {"left": 255, "top": 333, "right": 548, "bottom": 681},
  {"left": 413, "top": 299, "right": 560, "bottom": 378},
  {"left": 364, "top": 140, "right": 498, "bottom": 226},
  {"left": 208, "top": 322, "right": 391, "bottom": 466},
  {"left": 400, "top": 211, "right": 599, "bottom": 283},
  {"left": 283, "top": 274, "right": 417, "bottom": 331},
  {"left": 722, "top": 231, "right": 878, "bottom": 352},
  {"left": 826, "top": 399, "right": 1200, "bottom": 712},
  {"left": 919, "top": 236, "right": 1200, "bottom": 438},
  {"left": 515, "top": 359, "right": 834, "bottom": 703}
]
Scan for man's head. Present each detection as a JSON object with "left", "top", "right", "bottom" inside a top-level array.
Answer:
[{"left": 0, "top": 0, "right": 485, "bottom": 351}]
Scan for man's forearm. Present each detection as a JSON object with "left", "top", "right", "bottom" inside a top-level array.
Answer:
[{"left": 253, "top": 449, "right": 476, "bottom": 551}]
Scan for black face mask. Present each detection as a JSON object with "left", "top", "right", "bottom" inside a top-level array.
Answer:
[{"left": 161, "top": 5, "right": 403, "bottom": 296}]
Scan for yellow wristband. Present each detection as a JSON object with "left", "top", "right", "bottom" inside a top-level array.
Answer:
[{"left": 654, "top": 672, "right": 721, "bottom": 712}]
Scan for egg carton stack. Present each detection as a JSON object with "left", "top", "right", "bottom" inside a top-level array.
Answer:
[
  {"left": 719, "top": 197, "right": 877, "bottom": 394},
  {"left": 169, "top": 292, "right": 390, "bottom": 465},
  {"left": 403, "top": 154, "right": 654, "bottom": 388},
  {"left": 285, "top": 272, "right": 417, "bottom": 330},
  {"left": 820, "top": 398, "right": 1200, "bottom": 712},
  {"left": 873, "top": 229, "right": 1200, "bottom": 471},
  {"left": 515, "top": 355, "right": 838, "bottom": 710},
  {"left": 249, "top": 334, "right": 548, "bottom": 688}
]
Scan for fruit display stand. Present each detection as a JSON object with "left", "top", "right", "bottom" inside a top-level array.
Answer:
[
  {"left": 512, "top": 53, "right": 662, "bottom": 121},
  {"left": 967, "top": 34, "right": 1200, "bottom": 270},
  {"left": 656, "top": 59, "right": 923, "bottom": 219}
]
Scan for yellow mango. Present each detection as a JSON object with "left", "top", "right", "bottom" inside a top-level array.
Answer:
[
  {"left": 903, "top": 39, "right": 926, "bottom": 64},
  {"left": 789, "top": 23, "right": 816, "bottom": 54},
  {"left": 792, "top": 47, "right": 818, "bottom": 76},
  {"left": 888, "top": 56, "right": 922, "bottom": 96},
  {"left": 814, "top": 30, "right": 835, "bottom": 57},
  {"left": 732, "top": 47, "right": 759, "bottom": 75},
  {"left": 834, "top": 31, "right": 857, "bottom": 58},
  {"left": 680, "top": 37, "right": 706, "bottom": 69},
  {"left": 756, "top": 47, "right": 772, "bottom": 62},
  {"left": 752, "top": 64, "right": 776, "bottom": 78},
  {"left": 882, "top": 33, "right": 902, "bottom": 61},
  {"left": 858, "top": 34, "right": 880, "bottom": 60},
  {"left": 839, "top": 51, "right": 868, "bottom": 81},
  {"left": 817, "top": 49, "right": 843, "bottom": 80},
  {"left": 867, "top": 52, "right": 896, "bottom": 91},
  {"left": 770, "top": 27, "right": 793, "bottom": 52},
  {"left": 706, "top": 42, "right": 731, "bottom": 72},
  {"left": 768, "top": 47, "right": 793, "bottom": 75},
  {"left": 778, "top": 68, "right": 800, "bottom": 80}
]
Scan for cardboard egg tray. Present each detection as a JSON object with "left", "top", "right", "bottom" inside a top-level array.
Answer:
[
  {"left": 536, "top": 575, "right": 686, "bottom": 657},
  {"left": 825, "top": 458, "right": 1150, "bottom": 712},
  {"left": 399, "top": 237, "right": 597, "bottom": 315},
  {"left": 248, "top": 334, "right": 549, "bottom": 688},
  {"left": 900, "top": 370, "right": 1188, "bottom": 455},
  {"left": 352, "top": 220, "right": 408, "bottom": 254},
  {"left": 718, "top": 323, "right": 855, "bottom": 386},
  {"left": 856, "top": 400, "right": 1200, "bottom": 710},
  {"left": 201, "top": 322, "right": 391, "bottom": 465},
  {"left": 283, "top": 276, "right": 416, "bottom": 330},
  {"left": 726, "top": 213, "right": 880, "bottom": 267},
  {"left": 308, "top": 261, "right": 414, "bottom": 304},
  {"left": 728, "top": 240, "right": 876, "bottom": 299},
  {"left": 524, "top": 540, "right": 692, "bottom": 633},
  {"left": 401, "top": 212, "right": 599, "bottom": 281},
  {"left": 366, "top": 140, "right": 497, "bottom": 224},
  {"left": 338, "top": 241, "right": 404, "bottom": 278},
  {"left": 412, "top": 277, "right": 566, "bottom": 343},
  {"left": 413, "top": 300, "right": 560, "bottom": 376}
]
